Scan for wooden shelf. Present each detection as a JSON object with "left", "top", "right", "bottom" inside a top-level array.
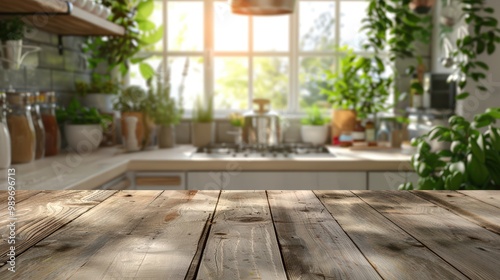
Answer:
[{"left": 0, "top": 0, "right": 125, "bottom": 36}]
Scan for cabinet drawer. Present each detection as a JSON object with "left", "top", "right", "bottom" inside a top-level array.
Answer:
[
  {"left": 317, "top": 172, "right": 367, "bottom": 190},
  {"left": 99, "top": 176, "right": 130, "bottom": 190},
  {"left": 187, "top": 172, "right": 222, "bottom": 190},
  {"left": 368, "top": 172, "right": 409, "bottom": 190},
  {"left": 222, "top": 172, "right": 317, "bottom": 190},
  {"left": 132, "top": 172, "right": 186, "bottom": 190}
]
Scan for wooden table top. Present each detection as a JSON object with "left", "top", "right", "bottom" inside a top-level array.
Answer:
[{"left": 1, "top": 190, "right": 499, "bottom": 279}]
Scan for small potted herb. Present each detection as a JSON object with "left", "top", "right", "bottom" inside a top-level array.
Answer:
[
  {"left": 301, "top": 105, "right": 330, "bottom": 145},
  {"left": 192, "top": 95, "right": 214, "bottom": 147},
  {"left": 57, "top": 98, "right": 111, "bottom": 152},
  {"left": 0, "top": 17, "right": 31, "bottom": 70},
  {"left": 75, "top": 74, "right": 120, "bottom": 113},
  {"left": 114, "top": 86, "right": 147, "bottom": 151},
  {"left": 228, "top": 113, "right": 244, "bottom": 145}
]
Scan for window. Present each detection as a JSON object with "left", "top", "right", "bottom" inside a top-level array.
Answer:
[{"left": 130, "top": 0, "right": 371, "bottom": 114}]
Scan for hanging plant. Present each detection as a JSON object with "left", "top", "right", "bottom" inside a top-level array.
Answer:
[
  {"left": 399, "top": 0, "right": 500, "bottom": 190},
  {"left": 83, "top": 0, "right": 163, "bottom": 80}
]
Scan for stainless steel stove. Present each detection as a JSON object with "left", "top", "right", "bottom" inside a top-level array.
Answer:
[{"left": 191, "top": 143, "right": 335, "bottom": 158}]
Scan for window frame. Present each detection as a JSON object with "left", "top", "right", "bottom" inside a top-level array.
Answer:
[{"left": 140, "top": 0, "right": 377, "bottom": 117}]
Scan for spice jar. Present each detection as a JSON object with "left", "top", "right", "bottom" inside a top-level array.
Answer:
[
  {"left": 365, "top": 118, "right": 377, "bottom": 147},
  {"left": 29, "top": 92, "right": 46, "bottom": 159},
  {"left": 39, "top": 91, "right": 60, "bottom": 157},
  {"left": 352, "top": 119, "right": 365, "bottom": 145},
  {"left": 6, "top": 92, "right": 36, "bottom": 164},
  {"left": 0, "top": 92, "right": 11, "bottom": 168}
]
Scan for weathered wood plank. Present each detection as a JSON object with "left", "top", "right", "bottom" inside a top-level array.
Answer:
[
  {"left": 0, "top": 190, "right": 42, "bottom": 209},
  {"left": 459, "top": 190, "right": 500, "bottom": 209},
  {"left": 414, "top": 191, "right": 500, "bottom": 235},
  {"left": 268, "top": 190, "right": 382, "bottom": 280},
  {"left": 0, "top": 190, "right": 115, "bottom": 265},
  {"left": 197, "top": 191, "right": 287, "bottom": 280},
  {"left": 355, "top": 190, "right": 500, "bottom": 280},
  {"left": 0, "top": 190, "right": 162, "bottom": 279},
  {"left": 69, "top": 190, "right": 219, "bottom": 279},
  {"left": 316, "top": 190, "right": 467, "bottom": 280}
]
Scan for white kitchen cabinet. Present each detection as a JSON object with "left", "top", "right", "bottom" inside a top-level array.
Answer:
[
  {"left": 368, "top": 172, "right": 415, "bottom": 190},
  {"left": 406, "top": 172, "right": 419, "bottom": 187},
  {"left": 98, "top": 175, "right": 130, "bottom": 190},
  {"left": 317, "top": 172, "right": 367, "bottom": 190},
  {"left": 222, "top": 172, "right": 318, "bottom": 190},
  {"left": 129, "top": 172, "right": 186, "bottom": 190},
  {"left": 187, "top": 172, "right": 222, "bottom": 190}
]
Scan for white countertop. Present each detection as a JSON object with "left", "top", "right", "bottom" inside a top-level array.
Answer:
[{"left": 0, "top": 145, "right": 414, "bottom": 190}]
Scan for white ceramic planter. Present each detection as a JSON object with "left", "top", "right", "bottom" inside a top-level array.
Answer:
[
  {"left": 159, "top": 124, "right": 176, "bottom": 148},
  {"left": 64, "top": 124, "right": 103, "bottom": 153},
  {"left": 301, "top": 125, "right": 328, "bottom": 145},
  {"left": 83, "top": 93, "right": 117, "bottom": 114},
  {"left": 192, "top": 122, "right": 214, "bottom": 147}
]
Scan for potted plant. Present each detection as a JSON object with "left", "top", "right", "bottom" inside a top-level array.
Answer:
[
  {"left": 57, "top": 98, "right": 111, "bottom": 152},
  {"left": 75, "top": 74, "right": 120, "bottom": 113},
  {"left": 192, "top": 95, "right": 214, "bottom": 147},
  {"left": 320, "top": 46, "right": 392, "bottom": 143},
  {"left": 0, "top": 17, "right": 27, "bottom": 70},
  {"left": 228, "top": 112, "right": 244, "bottom": 145},
  {"left": 114, "top": 85, "right": 147, "bottom": 151},
  {"left": 301, "top": 105, "right": 330, "bottom": 145},
  {"left": 147, "top": 78, "right": 183, "bottom": 148}
]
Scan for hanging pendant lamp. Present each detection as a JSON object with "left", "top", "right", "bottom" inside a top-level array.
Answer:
[
  {"left": 229, "top": 0, "right": 296, "bottom": 16},
  {"left": 409, "top": 0, "right": 435, "bottom": 14}
]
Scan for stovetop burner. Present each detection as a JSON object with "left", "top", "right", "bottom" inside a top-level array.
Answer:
[{"left": 192, "top": 143, "right": 334, "bottom": 158}]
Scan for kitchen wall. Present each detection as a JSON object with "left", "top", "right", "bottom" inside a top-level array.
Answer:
[{"left": 0, "top": 28, "right": 90, "bottom": 105}]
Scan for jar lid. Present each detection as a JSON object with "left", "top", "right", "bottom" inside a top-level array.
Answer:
[
  {"left": 6, "top": 92, "right": 31, "bottom": 106},
  {"left": 39, "top": 91, "right": 57, "bottom": 103},
  {"left": 28, "top": 91, "right": 40, "bottom": 104}
]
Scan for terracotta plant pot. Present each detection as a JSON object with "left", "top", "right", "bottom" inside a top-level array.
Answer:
[
  {"left": 331, "top": 109, "right": 357, "bottom": 139},
  {"left": 192, "top": 122, "right": 214, "bottom": 147},
  {"left": 159, "top": 124, "right": 176, "bottom": 148},
  {"left": 121, "top": 111, "right": 145, "bottom": 151}
]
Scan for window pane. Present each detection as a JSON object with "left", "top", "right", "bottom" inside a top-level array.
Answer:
[
  {"left": 299, "top": 2, "right": 335, "bottom": 52},
  {"left": 214, "top": 2, "right": 249, "bottom": 52},
  {"left": 214, "top": 57, "right": 249, "bottom": 110},
  {"left": 253, "top": 15, "right": 289, "bottom": 52},
  {"left": 168, "top": 2, "right": 203, "bottom": 51},
  {"left": 254, "top": 57, "right": 289, "bottom": 110},
  {"left": 129, "top": 56, "right": 163, "bottom": 89},
  {"left": 340, "top": 1, "right": 369, "bottom": 51},
  {"left": 168, "top": 56, "right": 204, "bottom": 110},
  {"left": 299, "top": 57, "right": 335, "bottom": 109},
  {"left": 142, "top": 0, "right": 163, "bottom": 52}
]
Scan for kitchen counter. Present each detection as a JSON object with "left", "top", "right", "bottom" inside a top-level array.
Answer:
[
  {"left": 0, "top": 145, "right": 413, "bottom": 190},
  {"left": 1, "top": 190, "right": 499, "bottom": 279}
]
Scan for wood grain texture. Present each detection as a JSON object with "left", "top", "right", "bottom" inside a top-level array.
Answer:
[
  {"left": 414, "top": 191, "right": 500, "bottom": 234},
  {"left": 459, "top": 190, "right": 500, "bottom": 209},
  {"left": 0, "top": 191, "right": 162, "bottom": 279},
  {"left": 0, "top": 190, "right": 41, "bottom": 210},
  {"left": 0, "top": 190, "right": 115, "bottom": 265},
  {"left": 355, "top": 190, "right": 500, "bottom": 280},
  {"left": 315, "top": 190, "right": 467, "bottom": 280},
  {"left": 69, "top": 190, "right": 219, "bottom": 279},
  {"left": 197, "top": 191, "right": 287, "bottom": 280},
  {"left": 268, "top": 190, "right": 382, "bottom": 280}
]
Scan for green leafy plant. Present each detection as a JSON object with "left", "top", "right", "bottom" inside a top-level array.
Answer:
[
  {"left": 145, "top": 78, "right": 183, "bottom": 125},
  {"left": 113, "top": 85, "right": 147, "bottom": 112},
  {"left": 401, "top": 109, "right": 500, "bottom": 190},
  {"left": 56, "top": 98, "right": 111, "bottom": 128},
  {"left": 301, "top": 105, "right": 329, "bottom": 126},
  {"left": 75, "top": 74, "right": 119, "bottom": 96},
  {"left": 83, "top": 0, "right": 163, "bottom": 79},
  {"left": 229, "top": 113, "right": 244, "bottom": 127},
  {"left": 193, "top": 95, "right": 214, "bottom": 123},
  {"left": 0, "top": 17, "right": 26, "bottom": 42},
  {"left": 320, "top": 46, "right": 392, "bottom": 120}
]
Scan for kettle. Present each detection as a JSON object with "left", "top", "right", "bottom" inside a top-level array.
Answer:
[{"left": 242, "top": 99, "right": 281, "bottom": 146}]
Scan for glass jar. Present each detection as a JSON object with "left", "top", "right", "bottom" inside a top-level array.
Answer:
[
  {"left": 365, "top": 119, "right": 377, "bottom": 147},
  {"left": 376, "top": 120, "right": 390, "bottom": 148},
  {"left": 29, "top": 92, "right": 46, "bottom": 159},
  {"left": 0, "top": 92, "right": 11, "bottom": 168},
  {"left": 6, "top": 92, "right": 36, "bottom": 164},
  {"left": 39, "top": 91, "right": 60, "bottom": 157},
  {"left": 352, "top": 119, "right": 366, "bottom": 144}
]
